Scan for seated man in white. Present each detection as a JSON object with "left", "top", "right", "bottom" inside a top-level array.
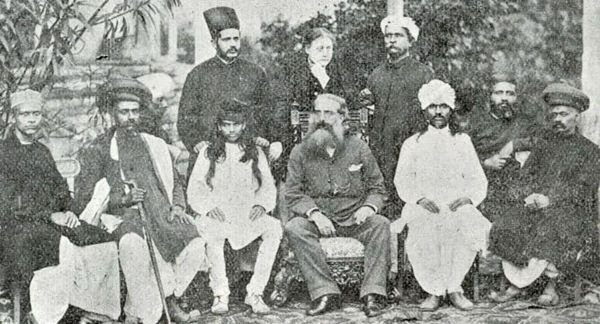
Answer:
[
  {"left": 187, "top": 99, "right": 282, "bottom": 315},
  {"left": 392, "top": 80, "right": 490, "bottom": 311}
]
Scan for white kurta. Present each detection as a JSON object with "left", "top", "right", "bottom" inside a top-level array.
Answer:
[
  {"left": 188, "top": 143, "right": 281, "bottom": 296},
  {"left": 392, "top": 126, "right": 491, "bottom": 296},
  {"left": 188, "top": 143, "right": 277, "bottom": 249}
]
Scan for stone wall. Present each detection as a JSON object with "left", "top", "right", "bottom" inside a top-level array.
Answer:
[{"left": 42, "top": 62, "right": 194, "bottom": 159}]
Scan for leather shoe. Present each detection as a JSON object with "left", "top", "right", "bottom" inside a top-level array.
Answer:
[
  {"left": 448, "top": 292, "right": 474, "bottom": 311},
  {"left": 419, "top": 294, "right": 441, "bottom": 311},
  {"left": 307, "top": 294, "right": 341, "bottom": 316},
  {"left": 363, "top": 294, "right": 386, "bottom": 317}
]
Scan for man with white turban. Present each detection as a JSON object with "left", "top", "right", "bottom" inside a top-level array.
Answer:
[
  {"left": 360, "top": 15, "right": 434, "bottom": 218},
  {"left": 391, "top": 79, "right": 490, "bottom": 311}
]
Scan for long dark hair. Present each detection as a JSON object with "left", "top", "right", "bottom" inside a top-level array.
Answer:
[{"left": 204, "top": 117, "right": 262, "bottom": 192}]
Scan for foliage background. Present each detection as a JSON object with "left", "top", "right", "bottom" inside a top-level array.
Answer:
[{"left": 260, "top": 0, "right": 583, "bottom": 122}]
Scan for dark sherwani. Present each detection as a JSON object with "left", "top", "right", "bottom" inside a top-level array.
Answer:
[
  {"left": 0, "top": 131, "right": 71, "bottom": 283},
  {"left": 178, "top": 56, "right": 278, "bottom": 151},
  {"left": 366, "top": 56, "right": 433, "bottom": 214},
  {"left": 489, "top": 130, "right": 600, "bottom": 283},
  {"left": 466, "top": 107, "right": 533, "bottom": 221},
  {"left": 74, "top": 129, "right": 198, "bottom": 263}
]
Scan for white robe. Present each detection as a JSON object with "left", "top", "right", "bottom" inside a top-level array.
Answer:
[
  {"left": 391, "top": 126, "right": 491, "bottom": 295},
  {"left": 187, "top": 143, "right": 277, "bottom": 249}
]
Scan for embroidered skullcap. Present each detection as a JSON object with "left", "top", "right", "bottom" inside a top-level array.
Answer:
[
  {"left": 380, "top": 15, "right": 420, "bottom": 41},
  {"left": 418, "top": 79, "right": 456, "bottom": 110},
  {"left": 542, "top": 82, "right": 589, "bottom": 112},
  {"left": 10, "top": 89, "right": 42, "bottom": 110},
  {"left": 204, "top": 7, "right": 240, "bottom": 39}
]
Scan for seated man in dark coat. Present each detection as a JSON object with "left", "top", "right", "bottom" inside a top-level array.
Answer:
[
  {"left": 284, "top": 94, "right": 390, "bottom": 317},
  {"left": 0, "top": 89, "right": 88, "bottom": 321},
  {"left": 489, "top": 83, "right": 600, "bottom": 305},
  {"left": 75, "top": 78, "right": 206, "bottom": 324}
]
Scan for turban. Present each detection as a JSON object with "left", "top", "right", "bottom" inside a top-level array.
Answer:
[
  {"left": 204, "top": 6, "right": 240, "bottom": 39},
  {"left": 418, "top": 79, "right": 456, "bottom": 110},
  {"left": 10, "top": 89, "right": 42, "bottom": 110},
  {"left": 380, "top": 15, "right": 420, "bottom": 41},
  {"left": 96, "top": 77, "right": 152, "bottom": 113}
]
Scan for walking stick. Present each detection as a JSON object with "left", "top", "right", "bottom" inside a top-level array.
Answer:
[{"left": 124, "top": 180, "right": 172, "bottom": 324}]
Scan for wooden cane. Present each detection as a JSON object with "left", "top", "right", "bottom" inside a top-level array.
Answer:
[{"left": 124, "top": 180, "right": 172, "bottom": 324}]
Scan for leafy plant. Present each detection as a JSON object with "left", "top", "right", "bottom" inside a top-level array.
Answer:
[{"left": 0, "top": 0, "right": 180, "bottom": 131}]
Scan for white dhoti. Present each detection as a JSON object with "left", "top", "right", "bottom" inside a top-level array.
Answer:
[
  {"left": 30, "top": 239, "right": 120, "bottom": 324},
  {"left": 119, "top": 234, "right": 207, "bottom": 324},
  {"left": 502, "top": 258, "right": 559, "bottom": 289},
  {"left": 30, "top": 179, "right": 121, "bottom": 324},
  {"left": 393, "top": 204, "right": 490, "bottom": 296},
  {"left": 197, "top": 215, "right": 282, "bottom": 297}
]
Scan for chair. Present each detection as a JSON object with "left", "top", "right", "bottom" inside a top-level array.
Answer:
[{"left": 270, "top": 107, "right": 402, "bottom": 306}]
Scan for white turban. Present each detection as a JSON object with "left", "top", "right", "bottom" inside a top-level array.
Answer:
[
  {"left": 418, "top": 79, "right": 456, "bottom": 110},
  {"left": 380, "top": 15, "right": 420, "bottom": 41},
  {"left": 10, "top": 89, "right": 42, "bottom": 110}
]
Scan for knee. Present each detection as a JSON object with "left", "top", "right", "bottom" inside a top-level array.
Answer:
[
  {"left": 284, "top": 217, "right": 312, "bottom": 238},
  {"left": 368, "top": 214, "right": 391, "bottom": 228},
  {"left": 119, "top": 233, "right": 143, "bottom": 249}
]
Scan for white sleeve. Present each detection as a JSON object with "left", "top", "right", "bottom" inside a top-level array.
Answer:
[
  {"left": 186, "top": 147, "right": 214, "bottom": 215},
  {"left": 254, "top": 148, "right": 277, "bottom": 213},
  {"left": 460, "top": 135, "right": 488, "bottom": 206},
  {"left": 394, "top": 137, "right": 422, "bottom": 204}
]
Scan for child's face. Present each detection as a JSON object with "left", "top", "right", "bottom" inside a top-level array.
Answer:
[{"left": 218, "top": 119, "right": 246, "bottom": 142}]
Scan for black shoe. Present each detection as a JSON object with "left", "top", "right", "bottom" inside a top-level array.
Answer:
[
  {"left": 166, "top": 296, "right": 201, "bottom": 323},
  {"left": 363, "top": 294, "right": 386, "bottom": 317},
  {"left": 307, "top": 294, "right": 341, "bottom": 316}
]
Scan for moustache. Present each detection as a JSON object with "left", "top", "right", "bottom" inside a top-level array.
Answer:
[
  {"left": 552, "top": 122, "right": 565, "bottom": 129},
  {"left": 226, "top": 47, "right": 239, "bottom": 53}
]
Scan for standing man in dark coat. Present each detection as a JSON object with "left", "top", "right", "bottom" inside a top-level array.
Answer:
[
  {"left": 489, "top": 83, "right": 600, "bottom": 306},
  {"left": 75, "top": 78, "right": 206, "bottom": 323},
  {"left": 284, "top": 94, "right": 390, "bottom": 317},
  {"left": 178, "top": 6, "right": 282, "bottom": 163},
  {"left": 360, "top": 15, "right": 434, "bottom": 217},
  {"left": 466, "top": 73, "right": 534, "bottom": 221},
  {"left": 0, "top": 89, "right": 80, "bottom": 320}
]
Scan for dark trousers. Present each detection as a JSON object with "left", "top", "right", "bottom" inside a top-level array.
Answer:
[{"left": 285, "top": 214, "right": 391, "bottom": 300}]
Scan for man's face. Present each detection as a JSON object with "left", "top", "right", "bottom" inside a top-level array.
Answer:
[
  {"left": 14, "top": 103, "right": 43, "bottom": 136},
  {"left": 312, "top": 97, "right": 343, "bottom": 127},
  {"left": 549, "top": 105, "right": 579, "bottom": 135},
  {"left": 305, "top": 36, "right": 334, "bottom": 67},
  {"left": 214, "top": 28, "right": 241, "bottom": 61},
  {"left": 218, "top": 119, "right": 245, "bottom": 142},
  {"left": 490, "top": 81, "right": 517, "bottom": 119},
  {"left": 384, "top": 24, "right": 411, "bottom": 58},
  {"left": 425, "top": 104, "right": 452, "bottom": 129},
  {"left": 113, "top": 100, "right": 140, "bottom": 131}
]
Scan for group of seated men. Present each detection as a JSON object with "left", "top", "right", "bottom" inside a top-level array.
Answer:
[
  {"left": 2, "top": 10, "right": 600, "bottom": 324},
  {"left": 1, "top": 71, "right": 599, "bottom": 324}
]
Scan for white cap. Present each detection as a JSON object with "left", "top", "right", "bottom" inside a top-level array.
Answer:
[{"left": 380, "top": 15, "right": 420, "bottom": 41}]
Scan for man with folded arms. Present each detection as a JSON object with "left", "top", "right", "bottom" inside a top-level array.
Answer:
[
  {"left": 284, "top": 93, "right": 390, "bottom": 317},
  {"left": 392, "top": 80, "right": 490, "bottom": 311}
]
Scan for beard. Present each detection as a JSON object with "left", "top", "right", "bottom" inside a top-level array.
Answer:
[
  {"left": 428, "top": 114, "right": 448, "bottom": 129},
  {"left": 491, "top": 101, "right": 516, "bottom": 120},
  {"left": 304, "top": 121, "right": 345, "bottom": 156}
]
